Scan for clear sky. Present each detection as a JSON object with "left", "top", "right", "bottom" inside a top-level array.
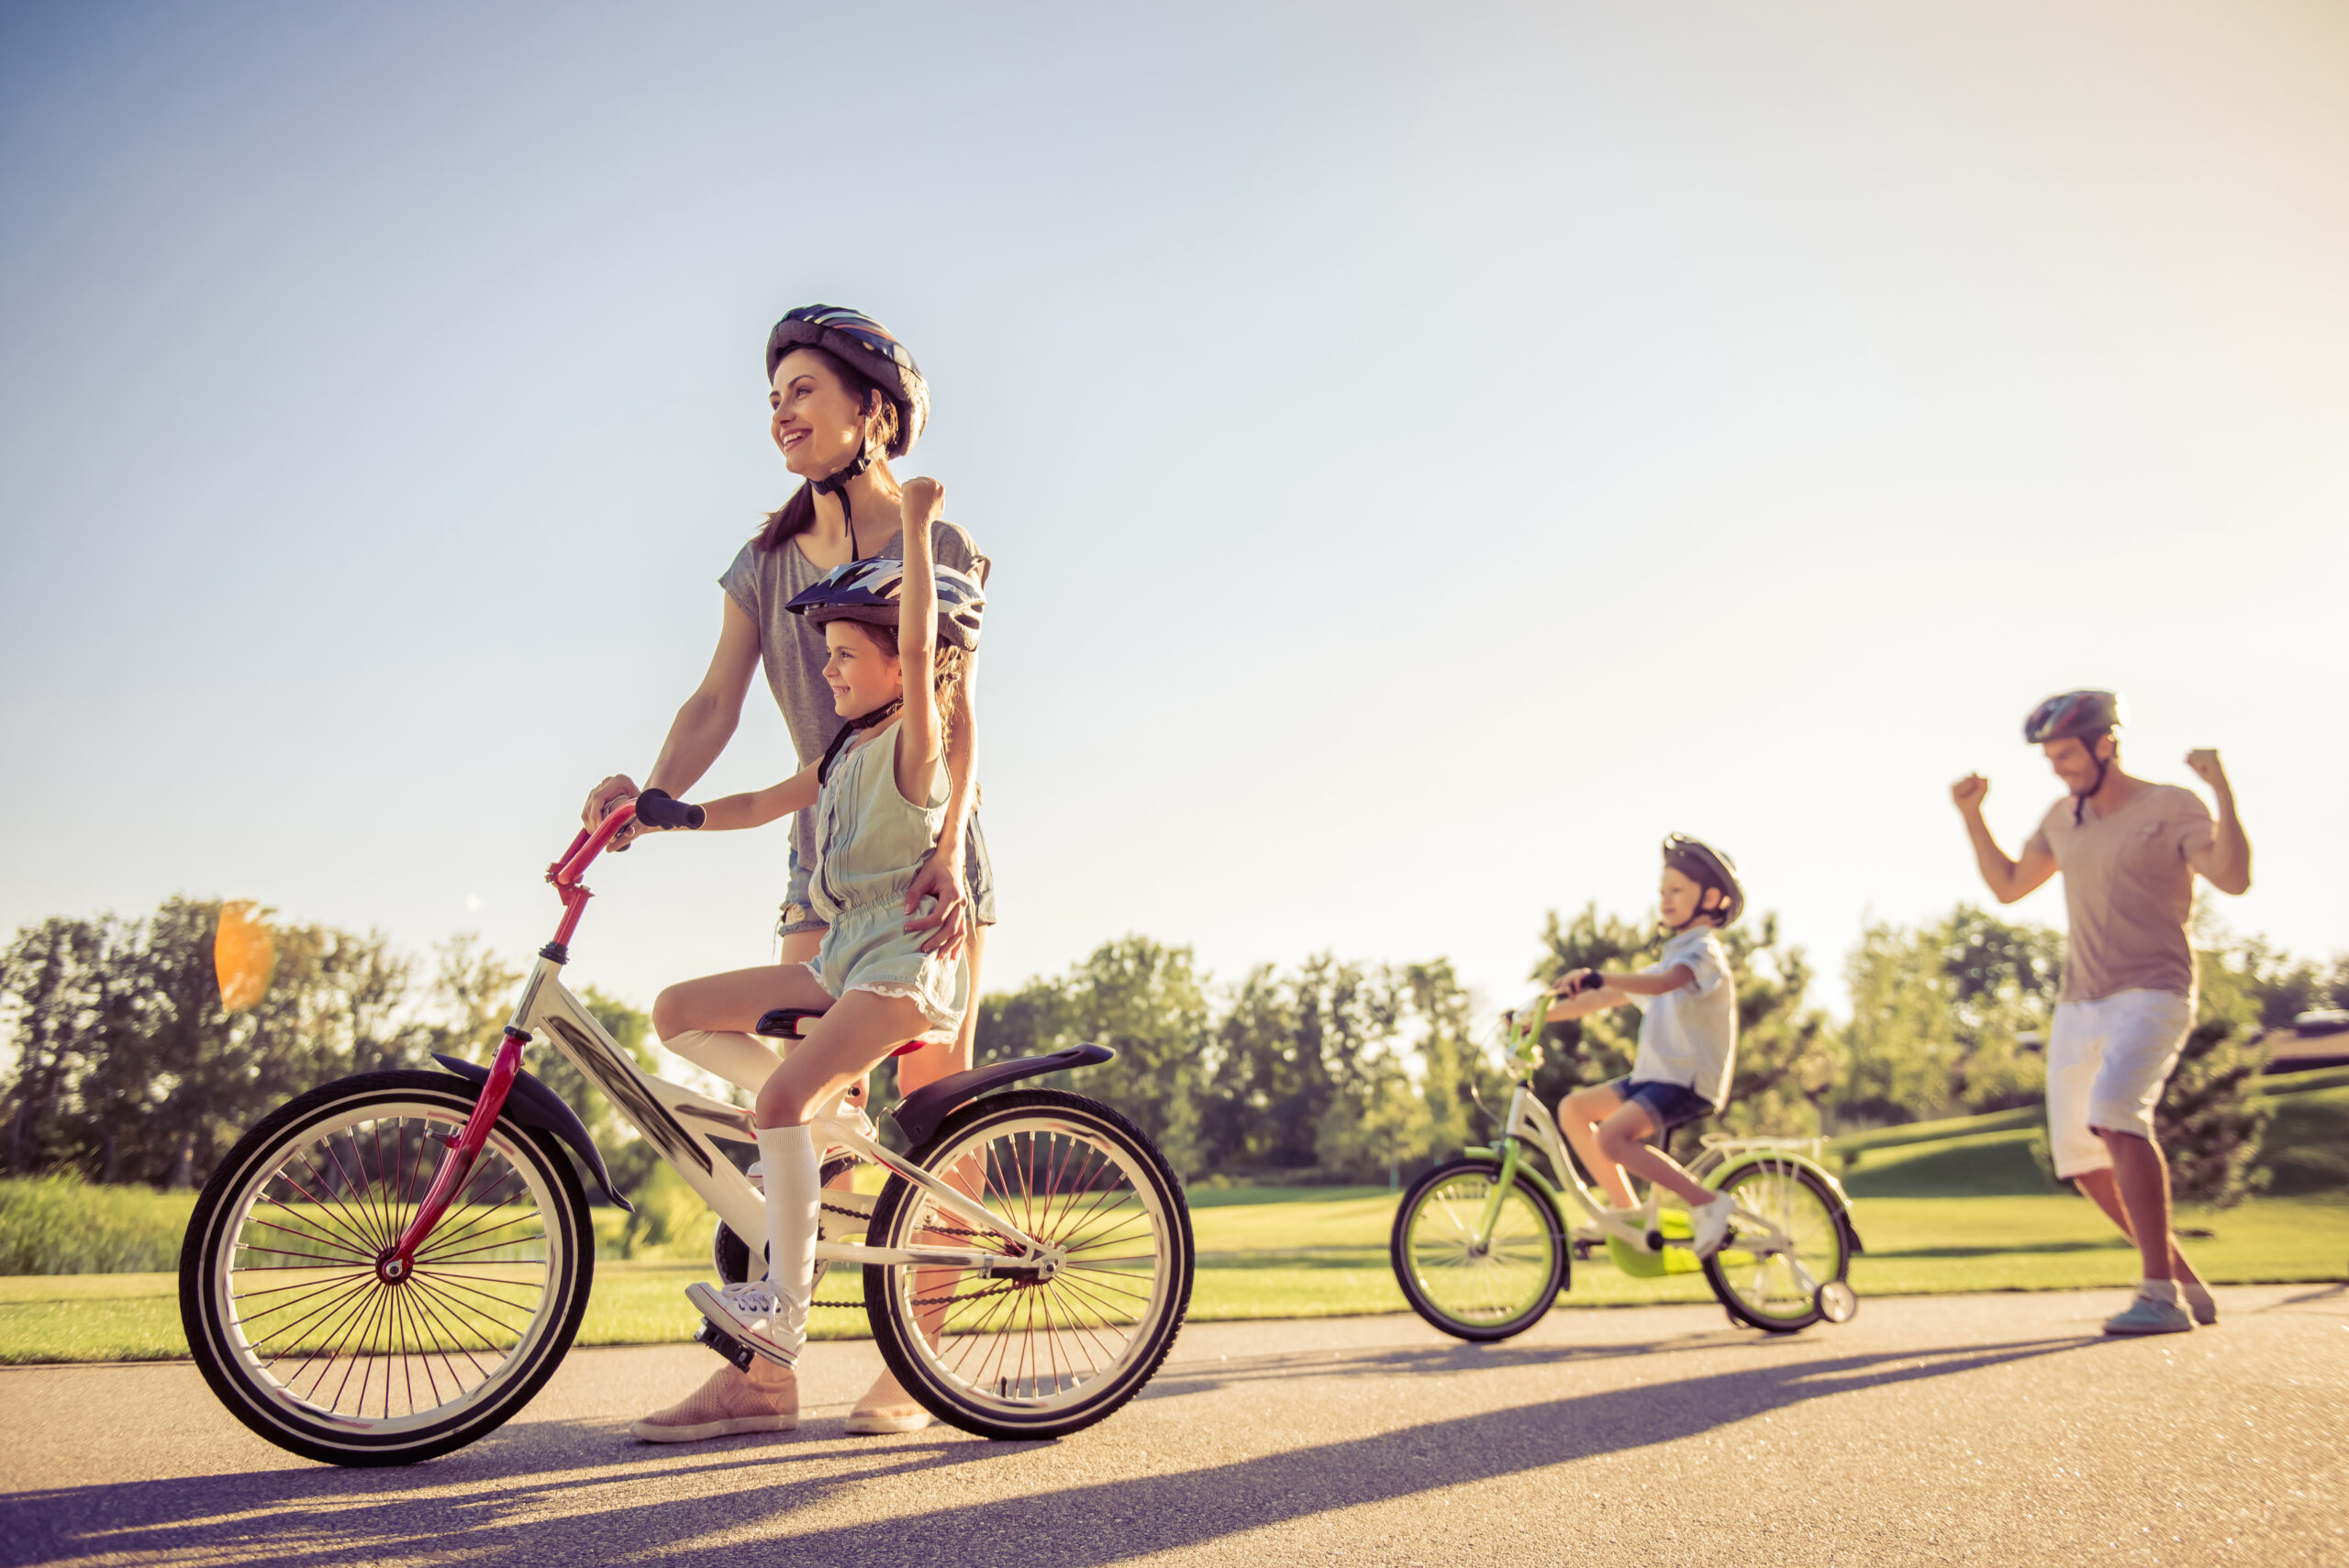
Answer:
[{"left": 5, "top": 0, "right": 2344, "bottom": 1026}]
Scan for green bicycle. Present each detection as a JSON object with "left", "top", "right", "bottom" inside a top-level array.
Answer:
[{"left": 1391, "top": 993, "right": 1863, "bottom": 1337}]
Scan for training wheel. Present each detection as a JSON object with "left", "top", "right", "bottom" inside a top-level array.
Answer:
[{"left": 1815, "top": 1279, "right": 1858, "bottom": 1323}]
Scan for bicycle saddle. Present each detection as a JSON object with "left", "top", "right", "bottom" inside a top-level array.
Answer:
[{"left": 755, "top": 1004, "right": 930, "bottom": 1058}]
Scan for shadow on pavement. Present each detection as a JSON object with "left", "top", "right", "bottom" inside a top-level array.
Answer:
[{"left": 3, "top": 1334, "right": 2100, "bottom": 1568}]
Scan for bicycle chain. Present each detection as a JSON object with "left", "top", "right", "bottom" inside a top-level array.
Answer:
[{"left": 811, "top": 1197, "right": 1015, "bottom": 1308}]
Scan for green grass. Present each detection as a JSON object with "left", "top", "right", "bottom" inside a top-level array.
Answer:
[
  {"left": 8, "top": 1187, "right": 2343, "bottom": 1363},
  {"left": 0, "top": 1174, "right": 197, "bottom": 1274},
  {"left": 7, "top": 1084, "right": 2345, "bottom": 1362}
]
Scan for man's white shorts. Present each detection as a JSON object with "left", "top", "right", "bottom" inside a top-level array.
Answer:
[{"left": 2045, "top": 988, "right": 2195, "bottom": 1179}]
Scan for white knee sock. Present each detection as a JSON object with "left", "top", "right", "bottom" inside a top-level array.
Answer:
[
  {"left": 756, "top": 1124, "right": 819, "bottom": 1349},
  {"left": 663, "top": 1029, "right": 782, "bottom": 1096}
]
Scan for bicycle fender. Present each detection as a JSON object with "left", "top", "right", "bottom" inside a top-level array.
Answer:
[
  {"left": 1706, "top": 1149, "right": 1862, "bottom": 1252},
  {"left": 432, "top": 1054, "right": 633, "bottom": 1213},
  {"left": 889, "top": 1042, "right": 1116, "bottom": 1149},
  {"left": 1453, "top": 1148, "right": 1568, "bottom": 1211}
]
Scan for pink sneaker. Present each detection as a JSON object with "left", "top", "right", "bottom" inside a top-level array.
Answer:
[{"left": 629, "top": 1360, "right": 797, "bottom": 1443}]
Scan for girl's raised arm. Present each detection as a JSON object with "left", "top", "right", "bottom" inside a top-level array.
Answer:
[{"left": 893, "top": 478, "right": 945, "bottom": 805}]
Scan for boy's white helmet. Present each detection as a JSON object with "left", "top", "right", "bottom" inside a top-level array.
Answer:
[{"left": 1662, "top": 834, "right": 1743, "bottom": 926}]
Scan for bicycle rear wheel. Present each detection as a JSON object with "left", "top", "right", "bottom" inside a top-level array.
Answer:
[
  {"left": 864, "top": 1089, "right": 1192, "bottom": 1440},
  {"left": 180, "top": 1072, "right": 594, "bottom": 1466},
  {"left": 1391, "top": 1157, "right": 1567, "bottom": 1341},
  {"left": 1700, "top": 1158, "right": 1851, "bottom": 1333}
]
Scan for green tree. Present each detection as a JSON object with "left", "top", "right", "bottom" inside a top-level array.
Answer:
[
  {"left": 1526, "top": 904, "right": 1651, "bottom": 1106},
  {"left": 0, "top": 917, "right": 115, "bottom": 1176},
  {"left": 1400, "top": 959, "right": 1508, "bottom": 1162},
  {"left": 1839, "top": 906, "right": 2061, "bottom": 1128},
  {"left": 2154, "top": 1019, "right": 2270, "bottom": 1207},
  {"left": 974, "top": 936, "right": 1208, "bottom": 1174}
]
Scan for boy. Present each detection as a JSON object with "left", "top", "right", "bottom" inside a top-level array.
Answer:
[{"left": 1546, "top": 835, "right": 1743, "bottom": 1259}]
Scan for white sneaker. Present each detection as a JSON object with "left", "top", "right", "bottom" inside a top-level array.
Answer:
[
  {"left": 1690, "top": 1194, "right": 1738, "bottom": 1260},
  {"left": 685, "top": 1279, "right": 806, "bottom": 1367}
]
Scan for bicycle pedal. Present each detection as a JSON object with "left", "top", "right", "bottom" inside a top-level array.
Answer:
[{"left": 693, "top": 1316, "right": 757, "bottom": 1373}]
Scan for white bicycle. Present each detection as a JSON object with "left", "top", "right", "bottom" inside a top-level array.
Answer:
[{"left": 180, "top": 795, "right": 1195, "bottom": 1466}]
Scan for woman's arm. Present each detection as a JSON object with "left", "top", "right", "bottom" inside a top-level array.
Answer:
[
  {"left": 892, "top": 481, "right": 945, "bottom": 806},
  {"left": 583, "top": 595, "right": 763, "bottom": 842},
  {"left": 696, "top": 762, "right": 819, "bottom": 833}
]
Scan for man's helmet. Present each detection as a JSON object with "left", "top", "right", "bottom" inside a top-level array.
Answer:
[
  {"left": 1662, "top": 834, "right": 1744, "bottom": 927},
  {"left": 2023, "top": 689, "right": 2124, "bottom": 745},
  {"left": 764, "top": 305, "right": 928, "bottom": 459},
  {"left": 785, "top": 556, "right": 985, "bottom": 651}
]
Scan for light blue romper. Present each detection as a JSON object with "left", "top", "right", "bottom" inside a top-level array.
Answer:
[{"left": 805, "top": 719, "right": 970, "bottom": 1044}]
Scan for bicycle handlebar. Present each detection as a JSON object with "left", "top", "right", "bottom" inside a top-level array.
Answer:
[{"left": 634, "top": 788, "right": 706, "bottom": 832}]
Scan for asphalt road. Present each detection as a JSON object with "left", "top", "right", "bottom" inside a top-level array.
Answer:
[{"left": 3, "top": 1285, "right": 2343, "bottom": 1567}]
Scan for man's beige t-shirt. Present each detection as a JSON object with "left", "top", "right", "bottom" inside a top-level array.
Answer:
[{"left": 2025, "top": 784, "right": 2214, "bottom": 1004}]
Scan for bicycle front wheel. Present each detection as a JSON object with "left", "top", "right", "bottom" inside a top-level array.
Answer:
[
  {"left": 864, "top": 1089, "right": 1193, "bottom": 1440},
  {"left": 1700, "top": 1158, "right": 1851, "bottom": 1333},
  {"left": 179, "top": 1072, "right": 595, "bottom": 1466},
  {"left": 1391, "top": 1157, "right": 1567, "bottom": 1341}
]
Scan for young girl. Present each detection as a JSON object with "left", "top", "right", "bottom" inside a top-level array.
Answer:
[
  {"left": 1545, "top": 835, "right": 1744, "bottom": 1260},
  {"left": 654, "top": 478, "right": 983, "bottom": 1415},
  {"left": 592, "top": 306, "right": 993, "bottom": 1439}
]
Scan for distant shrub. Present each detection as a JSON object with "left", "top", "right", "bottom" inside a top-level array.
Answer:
[{"left": 0, "top": 1173, "right": 195, "bottom": 1274}]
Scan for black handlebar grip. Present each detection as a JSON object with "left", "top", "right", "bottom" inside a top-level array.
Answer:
[
  {"left": 635, "top": 788, "right": 706, "bottom": 831},
  {"left": 1570, "top": 970, "right": 1604, "bottom": 995}
]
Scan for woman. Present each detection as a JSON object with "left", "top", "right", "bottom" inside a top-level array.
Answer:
[{"left": 584, "top": 305, "right": 995, "bottom": 1440}]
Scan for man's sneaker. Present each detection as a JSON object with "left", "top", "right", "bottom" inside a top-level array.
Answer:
[
  {"left": 2103, "top": 1295, "right": 2193, "bottom": 1336},
  {"left": 629, "top": 1360, "right": 797, "bottom": 1443},
  {"left": 686, "top": 1279, "right": 806, "bottom": 1366},
  {"left": 1690, "top": 1193, "right": 1739, "bottom": 1260}
]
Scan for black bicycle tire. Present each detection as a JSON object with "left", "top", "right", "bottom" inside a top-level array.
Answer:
[
  {"left": 863, "top": 1088, "right": 1194, "bottom": 1440},
  {"left": 1389, "top": 1157, "right": 1568, "bottom": 1342},
  {"left": 1698, "top": 1160, "right": 1849, "bottom": 1334},
  {"left": 179, "top": 1071, "right": 595, "bottom": 1467}
]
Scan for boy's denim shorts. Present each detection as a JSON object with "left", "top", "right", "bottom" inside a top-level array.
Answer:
[
  {"left": 1613, "top": 1077, "right": 1716, "bottom": 1136},
  {"left": 778, "top": 811, "right": 996, "bottom": 940}
]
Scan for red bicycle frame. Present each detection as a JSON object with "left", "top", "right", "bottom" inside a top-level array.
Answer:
[{"left": 376, "top": 804, "right": 638, "bottom": 1282}]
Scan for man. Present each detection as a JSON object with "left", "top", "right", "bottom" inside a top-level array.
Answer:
[{"left": 1951, "top": 690, "right": 2252, "bottom": 1335}]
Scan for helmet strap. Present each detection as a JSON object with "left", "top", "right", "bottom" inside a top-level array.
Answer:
[
  {"left": 811, "top": 435, "right": 877, "bottom": 559},
  {"left": 2072, "top": 740, "right": 2113, "bottom": 825},
  {"left": 818, "top": 695, "right": 903, "bottom": 786}
]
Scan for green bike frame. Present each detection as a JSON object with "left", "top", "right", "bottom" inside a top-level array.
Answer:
[{"left": 1462, "top": 995, "right": 1862, "bottom": 1284}]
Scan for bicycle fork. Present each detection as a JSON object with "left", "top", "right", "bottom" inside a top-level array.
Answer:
[
  {"left": 376, "top": 1028, "right": 529, "bottom": 1283},
  {"left": 1472, "top": 1138, "right": 1528, "bottom": 1251}
]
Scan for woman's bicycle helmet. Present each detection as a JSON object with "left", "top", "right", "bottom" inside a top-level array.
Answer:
[
  {"left": 2024, "top": 689, "right": 2125, "bottom": 822},
  {"left": 1662, "top": 834, "right": 1744, "bottom": 928},
  {"left": 764, "top": 305, "right": 929, "bottom": 460},
  {"left": 785, "top": 555, "right": 985, "bottom": 651}
]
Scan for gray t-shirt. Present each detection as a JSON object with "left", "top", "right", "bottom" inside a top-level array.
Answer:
[
  {"left": 719, "top": 519, "right": 989, "bottom": 878},
  {"left": 2024, "top": 783, "right": 2214, "bottom": 1004}
]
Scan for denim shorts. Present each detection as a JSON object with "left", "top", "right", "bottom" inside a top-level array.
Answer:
[
  {"left": 778, "top": 809, "right": 996, "bottom": 940},
  {"left": 1613, "top": 1077, "right": 1716, "bottom": 1135}
]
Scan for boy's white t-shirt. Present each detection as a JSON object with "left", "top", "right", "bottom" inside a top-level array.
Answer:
[{"left": 1626, "top": 926, "right": 1737, "bottom": 1107}]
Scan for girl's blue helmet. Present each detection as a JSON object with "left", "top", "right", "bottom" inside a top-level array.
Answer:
[{"left": 785, "top": 556, "right": 985, "bottom": 651}]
